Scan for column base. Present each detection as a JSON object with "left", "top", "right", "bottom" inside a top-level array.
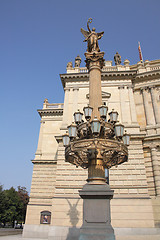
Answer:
[
  {"left": 79, "top": 182, "right": 115, "bottom": 240},
  {"left": 79, "top": 226, "right": 115, "bottom": 240}
]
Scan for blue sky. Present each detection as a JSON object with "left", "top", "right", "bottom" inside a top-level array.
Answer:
[{"left": 0, "top": 0, "right": 160, "bottom": 192}]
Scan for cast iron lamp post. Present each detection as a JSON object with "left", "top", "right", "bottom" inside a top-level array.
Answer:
[{"left": 62, "top": 19, "right": 130, "bottom": 240}]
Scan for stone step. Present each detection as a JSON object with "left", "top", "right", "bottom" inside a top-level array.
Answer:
[{"left": 116, "top": 236, "right": 160, "bottom": 240}]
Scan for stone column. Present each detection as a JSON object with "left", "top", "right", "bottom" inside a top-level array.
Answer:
[
  {"left": 34, "top": 121, "right": 44, "bottom": 160},
  {"left": 150, "top": 146, "right": 160, "bottom": 196},
  {"left": 84, "top": 51, "right": 105, "bottom": 182},
  {"left": 72, "top": 87, "right": 79, "bottom": 114},
  {"left": 128, "top": 86, "right": 138, "bottom": 123},
  {"left": 141, "top": 87, "right": 155, "bottom": 126},
  {"left": 119, "top": 86, "right": 127, "bottom": 123},
  {"left": 61, "top": 87, "right": 70, "bottom": 128},
  {"left": 149, "top": 86, "right": 160, "bottom": 124},
  {"left": 85, "top": 52, "right": 104, "bottom": 119}
]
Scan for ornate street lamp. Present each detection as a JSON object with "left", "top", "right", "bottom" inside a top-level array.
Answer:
[
  {"left": 122, "top": 131, "right": 131, "bottom": 146},
  {"left": 62, "top": 18, "right": 130, "bottom": 240},
  {"left": 90, "top": 117, "right": 101, "bottom": 135},
  {"left": 83, "top": 105, "right": 93, "bottom": 121},
  {"left": 67, "top": 123, "right": 77, "bottom": 139},
  {"left": 114, "top": 123, "right": 124, "bottom": 137},
  {"left": 62, "top": 132, "right": 70, "bottom": 147},
  {"left": 98, "top": 105, "right": 108, "bottom": 120},
  {"left": 109, "top": 109, "right": 119, "bottom": 123},
  {"left": 74, "top": 110, "right": 83, "bottom": 124}
]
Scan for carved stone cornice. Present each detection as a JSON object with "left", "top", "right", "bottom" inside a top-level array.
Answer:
[
  {"left": 31, "top": 159, "right": 57, "bottom": 164},
  {"left": 55, "top": 135, "right": 63, "bottom": 143},
  {"left": 60, "top": 71, "right": 137, "bottom": 88},
  {"left": 134, "top": 69, "right": 160, "bottom": 81},
  {"left": 134, "top": 81, "right": 160, "bottom": 91},
  {"left": 143, "top": 135, "right": 160, "bottom": 149},
  {"left": 60, "top": 73, "right": 89, "bottom": 88},
  {"left": 38, "top": 109, "right": 63, "bottom": 117},
  {"left": 64, "top": 87, "right": 70, "bottom": 91},
  {"left": 140, "top": 86, "right": 149, "bottom": 93}
]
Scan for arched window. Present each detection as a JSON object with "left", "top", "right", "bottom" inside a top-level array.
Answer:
[{"left": 40, "top": 211, "right": 51, "bottom": 224}]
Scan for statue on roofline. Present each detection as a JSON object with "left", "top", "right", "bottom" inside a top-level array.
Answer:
[
  {"left": 114, "top": 52, "right": 121, "bottom": 65},
  {"left": 81, "top": 18, "right": 104, "bottom": 53}
]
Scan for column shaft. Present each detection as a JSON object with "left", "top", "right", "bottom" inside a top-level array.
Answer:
[
  {"left": 128, "top": 87, "right": 138, "bottom": 123},
  {"left": 89, "top": 67, "right": 102, "bottom": 119},
  {"left": 61, "top": 88, "right": 70, "bottom": 127},
  {"left": 150, "top": 87, "right": 160, "bottom": 124},
  {"left": 151, "top": 147, "right": 160, "bottom": 196},
  {"left": 141, "top": 88, "right": 155, "bottom": 125}
]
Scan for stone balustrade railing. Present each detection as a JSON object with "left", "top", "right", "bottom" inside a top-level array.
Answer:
[
  {"left": 67, "top": 60, "right": 160, "bottom": 74},
  {"left": 150, "top": 65, "right": 160, "bottom": 71},
  {"left": 43, "top": 102, "right": 64, "bottom": 109}
]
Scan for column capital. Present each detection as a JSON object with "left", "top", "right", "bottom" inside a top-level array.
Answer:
[
  {"left": 148, "top": 85, "right": 156, "bottom": 90},
  {"left": 118, "top": 85, "right": 125, "bottom": 89},
  {"left": 85, "top": 51, "right": 105, "bottom": 70},
  {"left": 140, "top": 86, "right": 149, "bottom": 92},
  {"left": 73, "top": 87, "right": 79, "bottom": 91},
  {"left": 147, "top": 143, "right": 160, "bottom": 151},
  {"left": 64, "top": 87, "right": 70, "bottom": 91}
]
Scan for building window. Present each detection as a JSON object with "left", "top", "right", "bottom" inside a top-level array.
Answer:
[{"left": 40, "top": 211, "right": 51, "bottom": 224}]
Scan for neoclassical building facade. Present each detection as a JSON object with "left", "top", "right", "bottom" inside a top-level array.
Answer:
[{"left": 23, "top": 57, "right": 160, "bottom": 239}]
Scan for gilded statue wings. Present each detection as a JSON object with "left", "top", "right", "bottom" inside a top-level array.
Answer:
[
  {"left": 97, "top": 31, "right": 104, "bottom": 40},
  {"left": 81, "top": 28, "right": 90, "bottom": 41},
  {"left": 81, "top": 28, "right": 104, "bottom": 41}
]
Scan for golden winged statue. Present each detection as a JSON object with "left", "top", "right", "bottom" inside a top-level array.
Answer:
[{"left": 81, "top": 18, "right": 104, "bottom": 53}]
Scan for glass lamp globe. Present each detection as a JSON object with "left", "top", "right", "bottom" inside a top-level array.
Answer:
[
  {"left": 90, "top": 117, "right": 101, "bottom": 135},
  {"left": 114, "top": 123, "right": 124, "bottom": 137},
  {"left": 109, "top": 109, "right": 119, "bottom": 123},
  {"left": 98, "top": 105, "right": 108, "bottom": 120},
  {"left": 62, "top": 133, "right": 70, "bottom": 147},
  {"left": 74, "top": 110, "right": 83, "bottom": 124},
  {"left": 83, "top": 105, "right": 93, "bottom": 121},
  {"left": 67, "top": 123, "right": 77, "bottom": 138},
  {"left": 122, "top": 131, "right": 130, "bottom": 146}
]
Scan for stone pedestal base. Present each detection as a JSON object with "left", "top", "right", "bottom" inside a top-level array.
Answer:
[{"left": 79, "top": 182, "right": 115, "bottom": 240}]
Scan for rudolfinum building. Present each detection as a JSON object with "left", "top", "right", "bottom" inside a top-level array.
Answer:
[{"left": 23, "top": 56, "right": 160, "bottom": 240}]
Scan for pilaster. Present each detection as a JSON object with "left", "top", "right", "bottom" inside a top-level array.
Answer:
[
  {"left": 141, "top": 87, "right": 156, "bottom": 134},
  {"left": 119, "top": 86, "right": 127, "bottom": 124},
  {"left": 150, "top": 146, "right": 160, "bottom": 196},
  {"left": 61, "top": 87, "right": 70, "bottom": 129},
  {"left": 149, "top": 86, "right": 160, "bottom": 124},
  {"left": 72, "top": 87, "right": 79, "bottom": 115},
  {"left": 34, "top": 121, "right": 44, "bottom": 160},
  {"left": 128, "top": 86, "right": 138, "bottom": 124}
]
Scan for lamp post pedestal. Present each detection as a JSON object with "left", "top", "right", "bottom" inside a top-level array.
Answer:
[{"left": 79, "top": 182, "right": 115, "bottom": 240}]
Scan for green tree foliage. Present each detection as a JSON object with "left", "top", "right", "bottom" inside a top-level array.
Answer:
[
  {"left": 17, "top": 186, "right": 29, "bottom": 222},
  {"left": 0, "top": 185, "right": 7, "bottom": 224},
  {"left": 0, "top": 185, "right": 29, "bottom": 227}
]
